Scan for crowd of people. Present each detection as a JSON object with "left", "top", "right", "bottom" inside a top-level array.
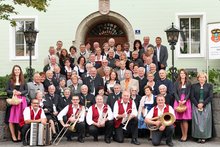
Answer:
[{"left": 5, "top": 37, "right": 213, "bottom": 146}]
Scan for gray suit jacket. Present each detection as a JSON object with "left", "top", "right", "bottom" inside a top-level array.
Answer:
[
  {"left": 154, "top": 45, "right": 168, "bottom": 67},
  {"left": 117, "top": 69, "right": 126, "bottom": 81},
  {"left": 27, "top": 82, "right": 45, "bottom": 99},
  {"left": 69, "top": 83, "right": 82, "bottom": 96}
]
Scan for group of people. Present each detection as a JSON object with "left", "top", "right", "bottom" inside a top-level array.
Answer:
[{"left": 5, "top": 36, "right": 213, "bottom": 146}]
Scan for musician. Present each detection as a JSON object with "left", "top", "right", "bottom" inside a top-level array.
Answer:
[
  {"left": 145, "top": 94, "right": 175, "bottom": 146},
  {"left": 57, "top": 96, "right": 85, "bottom": 143},
  {"left": 20, "top": 99, "right": 47, "bottom": 146},
  {"left": 43, "top": 85, "right": 60, "bottom": 138},
  {"left": 113, "top": 91, "right": 140, "bottom": 145},
  {"left": 86, "top": 95, "right": 114, "bottom": 143}
]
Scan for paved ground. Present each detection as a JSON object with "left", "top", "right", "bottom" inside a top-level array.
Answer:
[{"left": 0, "top": 137, "right": 219, "bottom": 147}]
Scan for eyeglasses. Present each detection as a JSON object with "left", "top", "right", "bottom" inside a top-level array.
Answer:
[{"left": 32, "top": 102, "right": 39, "bottom": 104}]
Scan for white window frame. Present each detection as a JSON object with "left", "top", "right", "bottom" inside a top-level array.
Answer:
[
  {"left": 9, "top": 16, "right": 39, "bottom": 61},
  {"left": 175, "top": 13, "right": 206, "bottom": 58}
]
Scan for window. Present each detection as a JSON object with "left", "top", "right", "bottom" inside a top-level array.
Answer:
[
  {"left": 176, "top": 13, "right": 206, "bottom": 58},
  {"left": 10, "top": 16, "right": 38, "bottom": 60}
]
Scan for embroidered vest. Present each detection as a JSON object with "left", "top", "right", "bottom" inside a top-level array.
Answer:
[
  {"left": 114, "top": 99, "right": 132, "bottom": 128},
  {"left": 153, "top": 104, "right": 169, "bottom": 118}
]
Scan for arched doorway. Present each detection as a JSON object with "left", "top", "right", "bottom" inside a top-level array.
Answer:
[
  {"left": 72, "top": 11, "right": 135, "bottom": 49},
  {"left": 85, "top": 22, "right": 128, "bottom": 47}
]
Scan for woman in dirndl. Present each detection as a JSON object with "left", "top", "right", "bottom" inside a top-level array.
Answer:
[
  {"left": 138, "top": 85, "right": 155, "bottom": 137},
  {"left": 173, "top": 69, "right": 192, "bottom": 142},
  {"left": 6, "top": 65, "right": 27, "bottom": 142},
  {"left": 191, "top": 72, "right": 213, "bottom": 143}
]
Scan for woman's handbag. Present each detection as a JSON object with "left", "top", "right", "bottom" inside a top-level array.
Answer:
[
  {"left": 175, "top": 103, "right": 187, "bottom": 113},
  {"left": 6, "top": 94, "right": 22, "bottom": 105}
]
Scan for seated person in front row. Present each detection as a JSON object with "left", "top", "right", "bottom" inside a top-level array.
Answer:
[
  {"left": 86, "top": 95, "right": 114, "bottom": 143},
  {"left": 57, "top": 96, "right": 86, "bottom": 143},
  {"left": 145, "top": 94, "right": 175, "bottom": 147},
  {"left": 20, "top": 99, "right": 47, "bottom": 146},
  {"left": 113, "top": 90, "right": 140, "bottom": 145}
]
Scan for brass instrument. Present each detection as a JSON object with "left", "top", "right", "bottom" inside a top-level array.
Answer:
[
  {"left": 147, "top": 112, "right": 175, "bottom": 131},
  {"left": 53, "top": 107, "right": 84, "bottom": 145},
  {"left": 98, "top": 106, "right": 108, "bottom": 127},
  {"left": 122, "top": 108, "right": 132, "bottom": 130},
  {"left": 69, "top": 108, "right": 83, "bottom": 132}
]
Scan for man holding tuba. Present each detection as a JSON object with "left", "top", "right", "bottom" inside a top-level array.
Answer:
[
  {"left": 86, "top": 95, "right": 114, "bottom": 143},
  {"left": 113, "top": 90, "right": 140, "bottom": 145},
  {"left": 57, "top": 95, "right": 85, "bottom": 143},
  {"left": 145, "top": 94, "right": 175, "bottom": 146}
]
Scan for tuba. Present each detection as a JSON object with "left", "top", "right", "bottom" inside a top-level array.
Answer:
[{"left": 147, "top": 112, "right": 175, "bottom": 131}]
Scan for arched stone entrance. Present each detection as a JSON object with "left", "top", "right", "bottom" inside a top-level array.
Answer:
[{"left": 72, "top": 11, "right": 135, "bottom": 49}]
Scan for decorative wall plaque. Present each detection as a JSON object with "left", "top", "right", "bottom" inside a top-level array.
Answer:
[{"left": 99, "top": 0, "right": 110, "bottom": 15}]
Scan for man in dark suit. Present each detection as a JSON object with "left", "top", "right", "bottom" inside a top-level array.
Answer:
[
  {"left": 154, "top": 69, "right": 173, "bottom": 96},
  {"left": 57, "top": 87, "right": 72, "bottom": 112},
  {"left": 53, "top": 66, "right": 66, "bottom": 84},
  {"left": 135, "top": 67, "right": 147, "bottom": 97},
  {"left": 78, "top": 85, "right": 96, "bottom": 111},
  {"left": 83, "top": 67, "right": 104, "bottom": 96},
  {"left": 43, "top": 85, "right": 60, "bottom": 138},
  {"left": 107, "top": 84, "right": 122, "bottom": 111},
  {"left": 154, "top": 37, "right": 168, "bottom": 70},
  {"left": 43, "top": 70, "right": 59, "bottom": 92}
]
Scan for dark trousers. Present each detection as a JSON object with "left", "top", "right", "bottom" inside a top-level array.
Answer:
[
  {"left": 114, "top": 117, "right": 138, "bottom": 143},
  {"left": 151, "top": 125, "right": 174, "bottom": 146},
  {"left": 21, "top": 124, "right": 31, "bottom": 142},
  {"left": 66, "top": 122, "right": 85, "bottom": 139},
  {"left": 89, "top": 120, "right": 114, "bottom": 139},
  {"left": 158, "top": 62, "right": 166, "bottom": 70}
]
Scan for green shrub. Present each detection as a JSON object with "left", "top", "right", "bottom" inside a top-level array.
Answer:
[{"left": 0, "top": 75, "right": 10, "bottom": 96}]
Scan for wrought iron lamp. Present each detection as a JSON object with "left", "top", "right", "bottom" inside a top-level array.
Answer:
[
  {"left": 23, "top": 24, "right": 38, "bottom": 82},
  {"left": 165, "top": 22, "right": 180, "bottom": 82}
]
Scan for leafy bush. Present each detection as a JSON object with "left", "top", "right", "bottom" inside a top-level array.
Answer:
[{"left": 0, "top": 75, "right": 10, "bottom": 96}]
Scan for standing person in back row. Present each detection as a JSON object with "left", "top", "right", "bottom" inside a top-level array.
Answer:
[{"left": 154, "top": 37, "right": 168, "bottom": 70}]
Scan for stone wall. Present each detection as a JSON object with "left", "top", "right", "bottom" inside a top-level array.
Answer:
[
  {"left": 0, "top": 96, "right": 10, "bottom": 141},
  {"left": 212, "top": 94, "right": 220, "bottom": 138}
]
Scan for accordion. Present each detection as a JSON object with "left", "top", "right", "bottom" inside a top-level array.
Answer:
[{"left": 30, "top": 123, "right": 52, "bottom": 146}]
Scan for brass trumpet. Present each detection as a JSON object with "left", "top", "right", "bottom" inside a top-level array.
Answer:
[
  {"left": 98, "top": 106, "right": 108, "bottom": 127},
  {"left": 122, "top": 108, "right": 132, "bottom": 130},
  {"left": 147, "top": 112, "right": 175, "bottom": 131}
]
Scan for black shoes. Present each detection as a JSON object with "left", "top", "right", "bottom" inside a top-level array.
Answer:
[
  {"left": 67, "top": 137, "right": 73, "bottom": 141},
  {"left": 166, "top": 141, "right": 174, "bottom": 147},
  {"left": 105, "top": 138, "right": 111, "bottom": 144},
  {"left": 94, "top": 136, "right": 98, "bottom": 142},
  {"left": 131, "top": 138, "right": 140, "bottom": 145},
  {"left": 22, "top": 141, "right": 28, "bottom": 146},
  {"left": 52, "top": 133, "right": 58, "bottom": 138},
  {"left": 77, "top": 138, "right": 85, "bottom": 143},
  {"left": 197, "top": 139, "right": 206, "bottom": 143}
]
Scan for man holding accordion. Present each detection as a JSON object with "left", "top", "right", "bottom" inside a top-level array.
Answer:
[
  {"left": 57, "top": 95, "right": 86, "bottom": 143},
  {"left": 86, "top": 95, "right": 114, "bottom": 143},
  {"left": 145, "top": 94, "right": 176, "bottom": 146},
  {"left": 113, "top": 90, "right": 140, "bottom": 145},
  {"left": 20, "top": 98, "right": 47, "bottom": 146}
]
